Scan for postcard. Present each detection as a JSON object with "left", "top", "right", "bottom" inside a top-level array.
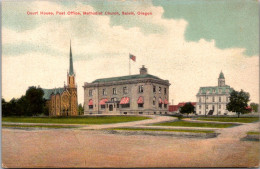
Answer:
[{"left": 2, "top": 0, "right": 259, "bottom": 168}]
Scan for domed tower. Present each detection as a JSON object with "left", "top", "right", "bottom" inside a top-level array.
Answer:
[
  {"left": 218, "top": 71, "right": 225, "bottom": 87},
  {"left": 67, "top": 40, "right": 78, "bottom": 116}
]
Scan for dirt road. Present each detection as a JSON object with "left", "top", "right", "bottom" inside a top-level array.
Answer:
[{"left": 2, "top": 121, "right": 259, "bottom": 168}]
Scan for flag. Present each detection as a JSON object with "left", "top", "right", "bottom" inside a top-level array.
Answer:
[{"left": 129, "top": 53, "right": 136, "bottom": 62}]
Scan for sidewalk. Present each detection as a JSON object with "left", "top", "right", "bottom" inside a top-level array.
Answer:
[
  {"left": 79, "top": 115, "right": 176, "bottom": 130},
  {"left": 182, "top": 118, "right": 247, "bottom": 125}
]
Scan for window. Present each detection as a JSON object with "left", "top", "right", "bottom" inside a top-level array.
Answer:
[
  {"left": 212, "top": 105, "right": 215, "bottom": 110},
  {"left": 138, "top": 103, "right": 144, "bottom": 108},
  {"left": 159, "top": 87, "right": 161, "bottom": 94},
  {"left": 218, "top": 111, "right": 221, "bottom": 115},
  {"left": 199, "top": 111, "right": 201, "bottom": 114},
  {"left": 206, "top": 105, "right": 208, "bottom": 109},
  {"left": 111, "top": 97, "right": 117, "bottom": 102},
  {"left": 213, "top": 89, "right": 216, "bottom": 93},
  {"left": 154, "top": 112, "right": 156, "bottom": 114},
  {"left": 123, "top": 87, "right": 128, "bottom": 94},
  {"left": 153, "top": 97, "right": 156, "bottom": 105},
  {"left": 206, "top": 96, "right": 208, "bottom": 100},
  {"left": 102, "top": 89, "right": 107, "bottom": 96},
  {"left": 164, "top": 88, "right": 167, "bottom": 95},
  {"left": 121, "top": 104, "right": 130, "bottom": 108},
  {"left": 219, "top": 89, "right": 222, "bottom": 93},
  {"left": 101, "top": 105, "right": 105, "bottom": 109},
  {"left": 199, "top": 105, "right": 201, "bottom": 109},
  {"left": 219, "top": 97, "right": 221, "bottom": 102},
  {"left": 159, "top": 103, "right": 162, "bottom": 108},
  {"left": 89, "top": 105, "right": 93, "bottom": 109},
  {"left": 199, "top": 97, "right": 201, "bottom": 102},
  {"left": 139, "top": 85, "right": 144, "bottom": 93},
  {"left": 219, "top": 104, "right": 221, "bottom": 109},
  {"left": 113, "top": 88, "right": 117, "bottom": 95},
  {"left": 89, "top": 89, "right": 93, "bottom": 96},
  {"left": 153, "top": 86, "right": 156, "bottom": 93},
  {"left": 226, "top": 97, "right": 229, "bottom": 102},
  {"left": 139, "top": 112, "right": 143, "bottom": 114},
  {"left": 213, "top": 97, "right": 215, "bottom": 102},
  {"left": 164, "top": 104, "right": 167, "bottom": 108}
]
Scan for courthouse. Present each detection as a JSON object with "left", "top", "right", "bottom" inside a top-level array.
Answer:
[
  {"left": 83, "top": 66, "right": 170, "bottom": 115},
  {"left": 196, "top": 71, "right": 234, "bottom": 115}
]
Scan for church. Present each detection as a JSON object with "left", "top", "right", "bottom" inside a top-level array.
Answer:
[{"left": 43, "top": 42, "right": 78, "bottom": 116}]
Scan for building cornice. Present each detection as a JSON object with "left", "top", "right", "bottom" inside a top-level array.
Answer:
[{"left": 83, "top": 78, "right": 170, "bottom": 88}]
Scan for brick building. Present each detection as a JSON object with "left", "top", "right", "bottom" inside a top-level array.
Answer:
[
  {"left": 169, "top": 102, "right": 196, "bottom": 113},
  {"left": 83, "top": 66, "right": 170, "bottom": 115},
  {"left": 43, "top": 42, "right": 78, "bottom": 116}
]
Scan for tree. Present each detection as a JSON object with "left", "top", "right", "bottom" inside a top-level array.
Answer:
[
  {"left": 25, "top": 86, "right": 45, "bottom": 116},
  {"left": 16, "top": 95, "right": 28, "bottom": 116},
  {"left": 2, "top": 98, "right": 9, "bottom": 117},
  {"left": 179, "top": 102, "right": 195, "bottom": 117},
  {"left": 250, "top": 102, "right": 259, "bottom": 113},
  {"left": 78, "top": 103, "right": 84, "bottom": 115},
  {"left": 226, "top": 89, "right": 250, "bottom": 118}
]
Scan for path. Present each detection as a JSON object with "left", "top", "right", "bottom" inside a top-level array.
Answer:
[
  {"left": 79, "top": 115, "right": 176, "bottom": 130},
  {"left": 182, "top": 118, "right": 247, "bottom": 124},
  {"left": 216, "top": 121, "right": 260, "bottom": 140}
]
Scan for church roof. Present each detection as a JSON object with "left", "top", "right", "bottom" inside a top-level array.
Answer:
[
  {"left": 92, "top": 74, "right": 163, "bottom": 83},
  {"left": 197, "top": 85, "right": 233, "bottom": 95},
  {"left": 42, "top": 87, "right": 65, "bottom": 100}
]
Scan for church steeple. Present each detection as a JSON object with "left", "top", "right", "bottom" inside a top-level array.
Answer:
[
  {"left": 67, "top": 40, "right": 76, "bottom": 88},
  {"left": 69, "top": 40, "right": 74, "bottom": 76}
]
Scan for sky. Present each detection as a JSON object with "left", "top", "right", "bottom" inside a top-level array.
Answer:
[{"left": 2, "top": 0, "right": 259, "bottom": 105}]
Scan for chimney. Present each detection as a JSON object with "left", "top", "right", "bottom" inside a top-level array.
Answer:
[{"left": 140, "top": 65, "right": 148, "bottom": 75}]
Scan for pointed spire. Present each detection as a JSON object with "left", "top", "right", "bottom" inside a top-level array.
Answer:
[{"left": 69, "top": 40, "right": 74, "bottom": 76}]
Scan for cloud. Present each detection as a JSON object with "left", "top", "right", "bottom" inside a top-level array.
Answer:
[{"left": 2, "top": 1, "right": 259, "bottom": 105}]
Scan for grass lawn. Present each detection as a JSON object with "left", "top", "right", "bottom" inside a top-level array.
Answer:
[
  {"left": 2, "top": 124, "right": 77, "bottom": 129},
  {"left": 152, "top": 120, "right": 236, "bottom": 128},
  {"left": 107, "top": 128, "right": 215, "bottom": 133},
  {"left": 196, "top": 117, "right": 259, "bottom": 123},
  {"left": 247, "top": 131, "right": 260, "bottom": 135},
  {"left": 2, "top": 116, "right": 150, "bottom": 125}
]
